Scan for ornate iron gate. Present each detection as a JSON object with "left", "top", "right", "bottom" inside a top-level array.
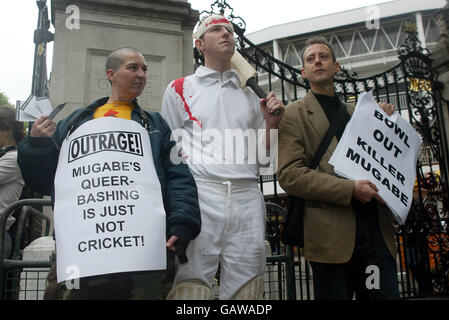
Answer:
[{"left": 195, "top": 1, "right": 448, "bottom": 299}]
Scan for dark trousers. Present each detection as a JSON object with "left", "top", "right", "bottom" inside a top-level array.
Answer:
[
  {"left": 310, "top": 202, "right": 400, "bottom": 300},
  {"left": 43, "top": 250, "right": 175, "bottom": 300}
]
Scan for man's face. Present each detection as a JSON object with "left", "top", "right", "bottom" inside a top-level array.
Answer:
[
  {"left": 195, "top": 25, "right": 235, "bottom": 60},
  {"left": 107, "top": 52, "right": 147, "bottom": 100},
  {"left": 301, "top": 43, "right": 340, "bottom": 85}
]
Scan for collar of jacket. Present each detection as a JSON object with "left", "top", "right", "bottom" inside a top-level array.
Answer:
[
  {"left": 304, "top": 90, "right": 343, "bottom": 114},
  {"left": 303, "top": 91, "right": 354, "bottom": 142},
  {"left": 303, "top": 90, "right": 332, "bottom": 142}
]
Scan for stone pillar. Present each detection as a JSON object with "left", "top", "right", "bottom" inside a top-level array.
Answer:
[
  {"left": 432, "top": 1, "right": 449, "bottom": 176},
  {"left": 415, "top": 12, "right": 427, "bottom": 49},
  {"left": 49, "top": 0, "right": 198, "bottom": 120}
]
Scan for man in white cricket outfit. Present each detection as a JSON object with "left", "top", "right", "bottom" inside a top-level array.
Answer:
[{"left": 161, "top": 14, "right": 285, "bottom": 300}]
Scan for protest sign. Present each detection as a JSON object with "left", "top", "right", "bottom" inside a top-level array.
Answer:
[
  {"left": 35, "top": 96, "right": 54, "bottom": 116},
  {"left": 15, "top": 95, "right": 61, "bottom": 121},
  {"left": 329, "top": 91, "right": 422, "bottom": 224},
  {"left": 54, "top": 117, "right": 166, "bottom": 282}
]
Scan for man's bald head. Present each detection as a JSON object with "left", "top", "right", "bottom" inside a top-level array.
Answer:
[
  {"left": 105, "top": 47, "right": 147, "bottom": 100},
  {"left": 106, "top": 47, "right": 143, "bottom": 71}
]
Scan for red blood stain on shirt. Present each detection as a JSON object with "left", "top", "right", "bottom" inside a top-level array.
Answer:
[
  {"left": 104, "top": 109, "right": 119, "bottom": 117},
  {"left": 172, "top": 77, "right": 202, "bottom": 128},
  {"left": 205, "top": 18, "right": 230, "bottom": 27}
]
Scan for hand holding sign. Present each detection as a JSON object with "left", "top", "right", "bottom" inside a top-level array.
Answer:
[
  {"left": 29, "top": 102, "right": 66, "bottom": 137},
  {"left": 378, "top": 102, "right": 395, "bottom": 116},
  {"left": 16, "top": 95, "right": 65, "bottom": 122},
  {"left": 353, "top": 180, "right": 380, "bottom": 203},
  {"left": 30, "top": 115, "right": 57, "bottom": 138},
  {"left": 329, "top": 91, "right": 422, "bottom": 224}
]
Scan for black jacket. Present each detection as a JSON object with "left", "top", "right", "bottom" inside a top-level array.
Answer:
[{"left": 17, "top": 97, "right": 201, "bottom": 242}]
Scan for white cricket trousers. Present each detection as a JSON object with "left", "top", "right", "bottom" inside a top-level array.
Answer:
[{"left": 173, "top": 177, "right": 267, "bottom": 299}]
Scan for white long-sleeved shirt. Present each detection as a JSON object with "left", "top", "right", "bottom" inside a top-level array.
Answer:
[
  {"left": 161, "top": 66, "right": 268, "bottom": 181},
  {"left": 0, "top": 150, "right": 24, "bottom": 230}
]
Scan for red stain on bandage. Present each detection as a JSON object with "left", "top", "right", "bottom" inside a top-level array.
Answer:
[
  {"left": 172, "top": 77, "right": 202, "bottom": 128},
  {"left": 205, "top": 18, "right": 230, "bottom": 27}
]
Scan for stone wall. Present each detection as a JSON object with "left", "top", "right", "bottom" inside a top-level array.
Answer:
[{"left": 49, "top": 0, "right": 198, "bottom": 120}]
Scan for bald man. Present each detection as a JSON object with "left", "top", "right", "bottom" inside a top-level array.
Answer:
[{"left": 18, "top": 47, "right": 201, "bottom": 300}]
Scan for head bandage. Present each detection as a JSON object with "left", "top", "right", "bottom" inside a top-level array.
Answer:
[{"left": 193, "top": 14, "right": 234, "bottom": 40}]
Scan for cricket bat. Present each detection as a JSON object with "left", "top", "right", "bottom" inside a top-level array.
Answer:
[{"left": 231, "top": 51, "right": 281, "bottom": 115}]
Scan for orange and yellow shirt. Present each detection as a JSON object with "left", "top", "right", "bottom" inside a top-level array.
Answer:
[{"left": 93, "top": 101, "right": 134, "bottom": 120}]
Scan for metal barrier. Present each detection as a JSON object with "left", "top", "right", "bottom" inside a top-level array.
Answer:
[
  {"left": 5, "top": 199, "right": 441, "bottom": 300},
  {"left": 264, "top": 202, "right": 295, "bottom": 300},
  {"left": 0, "top": 199, "right": 52, "bottom": 300},
  {"left": 265, "top": 201, "right": 315, "bottom": 300},
  {"left": 1, "top": 199, "right": 297, "bottom": 300},
  {"left": 264, "top": 199, "right": 447, "bottom": 300}
]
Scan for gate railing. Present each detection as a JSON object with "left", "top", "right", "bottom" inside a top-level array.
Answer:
[{"left": 0, "top": 199, "right": 52, "bottom": 300}]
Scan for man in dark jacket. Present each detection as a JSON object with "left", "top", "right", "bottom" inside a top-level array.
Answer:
[{"left": 17, "top": 47, "right": 201, "bottom": 299}]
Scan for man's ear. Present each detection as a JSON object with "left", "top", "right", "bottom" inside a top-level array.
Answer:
[
  {"left": 335, "top": 61, "right": 341, "bottom": 74},
  {"left": 301, "top": 67, "right": 307, "bottom": 80},
  {"left": 195, "top": 39, "right": 204, "bottom": 55},
  {"left": 106, "top": 69, "right": 115, "bottom": 83}
]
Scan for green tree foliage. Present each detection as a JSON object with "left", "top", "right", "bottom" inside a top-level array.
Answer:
[{"left": 0, "top": 92, "right": 13, "bottom": 107}]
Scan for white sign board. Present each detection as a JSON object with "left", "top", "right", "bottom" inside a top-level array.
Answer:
[
  {"left": 54, "top": 117, "right": 166, "bottom": 283},
  {"left": 15, "top": 95, "right": 56, "bottom": 122},
  {"left": 329, "top": 91, "right": 422, "bottom": 224}
]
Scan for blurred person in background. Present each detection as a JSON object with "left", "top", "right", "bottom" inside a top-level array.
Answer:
[{"left": 0, "top": 105, "right": 25, "bottom": 259}]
